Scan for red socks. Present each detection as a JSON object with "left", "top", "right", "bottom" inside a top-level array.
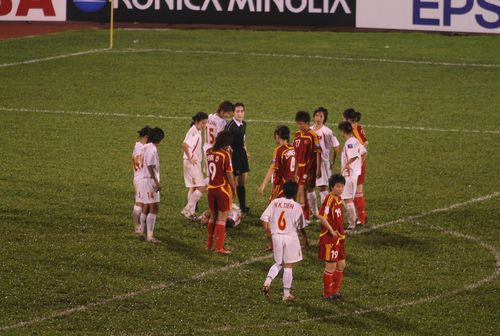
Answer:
[
  {"left": 323, "top": 271, "right": 334, "bottom": 298},
  {"left": 206, "top": 219, "right": 215, "bottom": 250},
  {"left": 331, "top": 270, "right": 344, "bottom": 294},
  {"left": 215, "top": 221, "right": 226, "bottom": 251},
  {"left": 354, "top": 193, "right": 366, "bottom": 224}
]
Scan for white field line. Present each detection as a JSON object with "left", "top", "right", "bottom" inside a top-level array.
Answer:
[
  {"left": 0, "top": 48, "right": 108, "bottom": 68},
  {"left": 0, "top": 192, "right": 498, "bottom": 332},
  {"left": 107, "top": 48, "right": 500, "bottom": 68},
  {"left": 205, "top": 221, "right": 500, "bottom": 334},
  {"left": 0, "top": 255, "right": 272, "bottom": 332},
  {"left": 1, "top": 107, "right": 499, "bottom": 135}
]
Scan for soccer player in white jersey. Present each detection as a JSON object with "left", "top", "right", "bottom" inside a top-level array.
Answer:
[
  {"left": 138, "top": 127, "right": 165, "bottom": 243},
  {"left": 308, "top": 107, "right": 340, "bottom": 215},
  {"left": 203, "top": 100, "right": 234, "bottom": 155},
  {"left": 338, "top": 121, "right": 367, "bottom": 231},
  {"left": 181, "top": 112, "right": 209, "bottom": 219},
  {"left": 132, "top": 126, "right": 150, "bottom": 234},
  {"left": 261, "top": 181, "right": 306, "bottom": 301}
]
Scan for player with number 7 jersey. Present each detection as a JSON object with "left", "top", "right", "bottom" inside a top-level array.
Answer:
[{"left": 206, "top": 131, "right": 237, "bottom": 254}]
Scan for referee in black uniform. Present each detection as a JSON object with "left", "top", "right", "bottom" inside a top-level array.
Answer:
[{"left": 225, "top": 102, "right": 250, "bottom": 213}]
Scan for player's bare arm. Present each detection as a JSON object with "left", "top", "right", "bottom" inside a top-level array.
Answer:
[
  {"left": 182, "top": 143, "right": 197, "bottom": 164},
  {"left": 331, "top": 146, "right": 340, "bottom": 169},
  {"left": 318, "top": 215, "right": 337, "bottom": 238},
  {"left": 226, "top": 171, "right": 237, "bottom": 198},
  {"left": 258, "top": 164, "right": 275, "bottom": 196},
  {"left": 316, "top": 151, "right": 322, "bottom": 178},
  {"left": 147, "top": 165, "right": 160, "bottom": 191}
]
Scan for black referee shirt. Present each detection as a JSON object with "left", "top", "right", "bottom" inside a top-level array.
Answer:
[{"left": 225, "top": 118, "right": 246, "bottom": 152}]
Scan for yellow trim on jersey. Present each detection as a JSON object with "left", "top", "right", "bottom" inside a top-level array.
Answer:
[{"left": 352, "top": 125, "right": 367, "bottom": 146}]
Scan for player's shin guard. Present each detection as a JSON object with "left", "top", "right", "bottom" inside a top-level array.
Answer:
[
  {"left": 320, "top": 191, "right": 330, "bottom": 204},
  {"left": 283, "top": 268, "right": 293, "bottom": 297},
  {"left": 236, "top": 186, "right": 246, "bottom": 210},
  {"left": 354, "top": 192, "right": 366, "bottom": 224},
  {"left": 187, "top": 189, "right": 202, "bottom": 213},
  {"left": 207, "top": 219, "right": 215, "bottom": 250},
  {"left": 332, "top": 270, "right": 344, "bottom": 294},
  {"left": 215, "top": 220, "right": 226, "bottom": 251},
  {"left": 140, "top": 213, "right": 147, "bottom": 234},
  {"left": 264, "top": 263, "right": 282, "bottom": 287},
  {"left": 323, "top": 271, "right": 334, "bottom": 298},
  {"left": 133, "top": 205, "right": 142, "bottom": 232},
  {"left": 146, "top": 214, "right": 157, "bottom": 239},
  {"left": 307, "top": 192, "right": 318, "bottom": 215}
]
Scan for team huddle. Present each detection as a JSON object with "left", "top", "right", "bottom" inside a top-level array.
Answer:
[{"left": 131, "top": 101, "right": 369, "bottom": 301}]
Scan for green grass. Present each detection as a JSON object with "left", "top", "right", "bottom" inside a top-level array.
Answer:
[{"left": 0, "top": 28, "right": 499, "bottom": 335}]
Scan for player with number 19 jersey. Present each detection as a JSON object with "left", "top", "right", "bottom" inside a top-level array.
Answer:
[
  {"left": 207, "top": 147, "right": 234, "bottom": 212},
  {"left": 318, "top": 194, "right": 345, "bottom": 262}
]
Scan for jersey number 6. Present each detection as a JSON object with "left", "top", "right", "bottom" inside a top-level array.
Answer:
[{"left": 278, "top": 211, "right": 287, "bottom": 231}]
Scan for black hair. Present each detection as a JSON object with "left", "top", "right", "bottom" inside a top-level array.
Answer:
[
  {"left": 338, "top": 121, "right": 353, "bottom": 134},
  {"left": 190, "top": 112, "right": 208, "bottom": 126},
  {"left": 313, "top": 107, "right": 329, "bottom": 124},
  {"left": 329, "top": 174, "right": 346, "bottom": 190},
  {"left": 283, "top": 181, "right": 299, "bottom": 199},
  {"left": 217, "top": 100, "right": 235, "bottom": 114},
  {"left": 234, "top": 102, "right": 245, "bottom": 110},
  {"left": 343, "top": 108, "right": 359, "bottom": 122},
  {"left": 213, "top": 130, "right": 233, "bottom": 150},
  {"left": 355, "top": 111, "right": 362, "bottom": 122},
  {"left": 148, "top": 127, "right": 165, "bottom": 144},
  {"left": 274, "top": 125, "right": 290, "bottom": 142},
  {"left": 295, "top": 111, "right": 311, "bottom": 124},
  {"left": 137, "top": 126, "right": 151, "bottom": 138}
]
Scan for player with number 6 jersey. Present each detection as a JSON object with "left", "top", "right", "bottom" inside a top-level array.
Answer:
[
  {"left": 206, "top": 131, "right": 237, "bottom": 254},
  {"left": 261, "top": 181, "right": 306, "bottom": 301},
  {"left": 318, "top": 174, "right": 347, "bottom": 300}
]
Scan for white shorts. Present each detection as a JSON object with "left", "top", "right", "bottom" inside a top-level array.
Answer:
[
  {"left": 341, "top": 175, "right": 358, "bottom": 201},
  {"left": 183, "top": 160, "right": 206, "bottom": 188},
  {"left": 272, "top": 233, "right": 303, "bottom": 264},
  {"left": 137, "top": 178, "right": 160, "bottom": 204},
  {"left": 316, "top": 159, "right": 332, "bottom": 187}
]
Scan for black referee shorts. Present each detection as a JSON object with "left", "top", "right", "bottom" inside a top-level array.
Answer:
[{"left": 232, "top": 150, "right": 250, "bottom": 177}]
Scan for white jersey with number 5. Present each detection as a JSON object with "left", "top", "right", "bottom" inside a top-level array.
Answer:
[
  {"left": 203, "top": 113, "right": 227, "bottom": 153},
  {"left": 260, "top": 197, "right": 306, "bottom": 235}
]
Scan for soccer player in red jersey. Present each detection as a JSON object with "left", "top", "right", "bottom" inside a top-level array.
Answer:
[
  {"left": 206, "top": 131, "right": 237, "bottom": 255},
  {"left": 318, "top": 174, "right": 346, "bottom": 300},
  {"left": 258, "top": 125, "right": 296, "bottom": 251},
  {"left": 293, "top": 111, "right": 321, "bottom": 248},
  {"left": 344, "top": 108, "right": 369, "bottom": 225}
]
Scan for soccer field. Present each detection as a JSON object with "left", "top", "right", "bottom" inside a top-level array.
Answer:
[{"left": 0, "top": 28, "right": 499, "bottom": 335}]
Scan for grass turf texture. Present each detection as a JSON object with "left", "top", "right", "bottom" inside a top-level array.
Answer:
[{"left": 0, "top": 29, "right": 499, "bottom": 335}]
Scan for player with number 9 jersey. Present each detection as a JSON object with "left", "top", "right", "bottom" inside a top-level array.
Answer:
[{"left": 207, "top": 147, "right": 234, "bottom": 212}]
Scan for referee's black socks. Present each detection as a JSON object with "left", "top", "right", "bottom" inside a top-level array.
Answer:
[{"left": 237, "top": 186, "right": 248, "bottom": 212}]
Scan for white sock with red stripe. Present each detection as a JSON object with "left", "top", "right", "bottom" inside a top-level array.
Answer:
[
  {"left": 307, "top": 192, "right": 318, "bottom": 215},
  {"left": 187, "top": 190, "right": 202, "bottom": 213},
  {"left": 264, "top": 263, "right": 282, "bottom": 287}
]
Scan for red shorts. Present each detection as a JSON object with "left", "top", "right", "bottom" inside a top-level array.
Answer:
[
  {"left": 208, "top": 185, "right": 232, "bottom": 212},
  {"left": 357, "top": 160, "right": 366, "bottom": 185},
  {"left": 297, "top": 165, "right": 316, "bottom": 187},
  {"left": 270, "top": 184, "right": 284, "bottom": 201},
  {"left": 318, "top": 239, "right": 345, "bottom": 262}
]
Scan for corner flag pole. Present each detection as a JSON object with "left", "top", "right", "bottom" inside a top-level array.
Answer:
[{"left": 109, "top": 0, "right": 114, "bottom": 49}]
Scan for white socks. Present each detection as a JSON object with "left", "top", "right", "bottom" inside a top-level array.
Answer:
[
  {"left": 346, "top": 202, "right": 357, "bottom": 228},
  {"left": 264, "top": 263, "right": 282, "bottom": 287},
  {"left": 283, "top": 268, "right": 293, "bottom": 296},
  {"left": 140, "top": 213, "right": 147, "bottom": 234},
  {"left": 133, "top": 205, "right": 142, "bottom": 232},
  {"left": 146, "top": 213, "right": 157, "bottom": 239},
  {"left": 187, "top": 190, "right": 193, "bottom": 202},
  {"left": 186, "top": 189, "right": 203, "bottom": 213},
  {"left": 307, "top": 192, "right": 318, "bottom": 215},
  {"left": 320, "top": 191, "right": 330, "bottom": 204}
]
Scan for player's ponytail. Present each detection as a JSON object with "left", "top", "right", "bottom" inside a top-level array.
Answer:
[{"left": 191, "top": 112, "right": 208, "bottom": 127}]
